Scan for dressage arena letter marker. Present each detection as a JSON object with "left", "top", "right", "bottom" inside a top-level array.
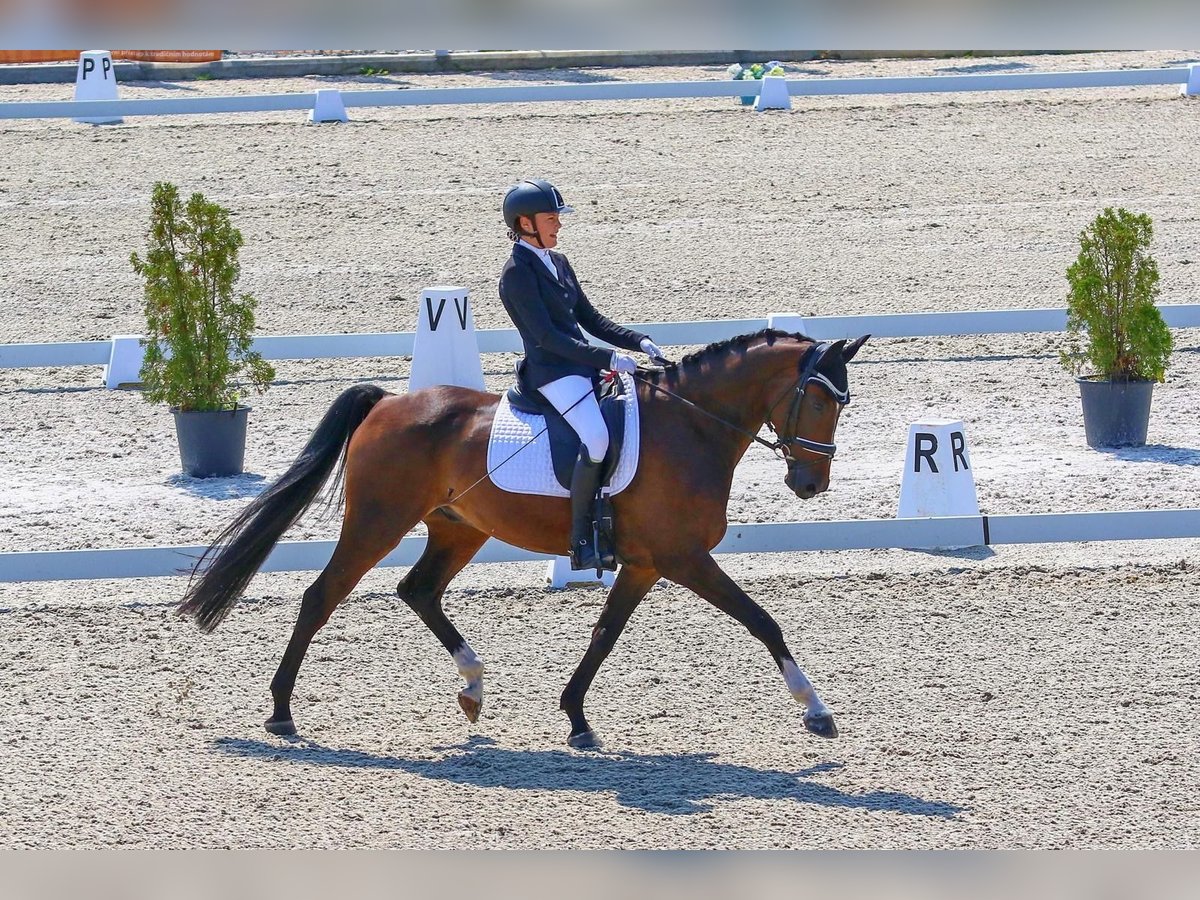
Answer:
[
  {"left": 898, "top": 419, "right": 980, "bottom": 520},
  {"left": 754, "top": 74, "right": 792, "bottom": 111},
  {"left": 914, "top": 433, "right": 939, "bottom": 473},
  {"left": 546, "top": 556, "right": 616, "bottom": 590},
  {"left": 408, "top": 286, "right": 486, "bottom": 392},
  {"left": 308, "top": 89, "right": 348, "bottom": 123},
  {"left": 951, "top": 431, "right": 969, "bottom": 472},
  {"left": 73, "top": 50, "right": 122, "bottom": 125},
  {"left": 104, "top": 335, "right": 146, "bottom": 389},
  {"left": 425, "top": 295, "right": 471, "bottom": 332}
]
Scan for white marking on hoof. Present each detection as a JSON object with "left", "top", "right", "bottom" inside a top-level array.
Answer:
[
  {"left": 781, "top": 658, "right": 829, "bottom": 717},
  {"left": 453, "top": 645, "right": 484, "bottom": 705}
]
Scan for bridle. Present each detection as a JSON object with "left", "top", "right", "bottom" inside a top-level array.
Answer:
[
  {"left": 764, "top": 341, "right": 851, "bottom": 468},
  {"left": 633, "top": 340, "right": 850, "bottom": 468}
]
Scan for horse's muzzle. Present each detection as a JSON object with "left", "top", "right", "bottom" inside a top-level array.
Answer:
[{"left": 786, "top": 464, "right": 828, "bottom": 500}]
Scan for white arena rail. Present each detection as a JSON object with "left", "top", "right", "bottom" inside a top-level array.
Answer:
[
  {"left": 2, "top": 509, "right": 1197, "bottom": 583},
  {"left": 3, "top": 305, "right": 1199, "bottom": 373},
  {"left": 0, "top": 66, "right": 1196, "bottom": 121}
]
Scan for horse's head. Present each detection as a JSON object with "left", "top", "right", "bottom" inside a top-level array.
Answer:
[{"left": 767, "top": 335, "right": 869, "bottom": 500}]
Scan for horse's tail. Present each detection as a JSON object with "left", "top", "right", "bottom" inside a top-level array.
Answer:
[{"left": 178, "top": 384, "right": 389, "bottom": 633}]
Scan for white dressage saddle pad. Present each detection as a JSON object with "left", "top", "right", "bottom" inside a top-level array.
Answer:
[{"left": 487, "top": 373, "right": 641, "bottom": 498}]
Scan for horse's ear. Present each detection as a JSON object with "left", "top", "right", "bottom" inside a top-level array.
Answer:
[{"left": 842, "top": 334, "right": 870, "bottom": 363}]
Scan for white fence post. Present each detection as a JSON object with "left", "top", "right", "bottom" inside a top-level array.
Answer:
[
  {"left": 104, "top": 335, "right": 145, "bottom": 389},
  {"left": 5, "top": 509, "right": 1200, "bottom": 582},
  {"left": 1183, "top": 63, "right": 1200, "bottom": 97},
  {"left": 1, "top": 67, "right": 1193, "bottom": 122},
  {"left": 754, "top": 75, "right": 791, "bottom": 111},
  {"left": 309, "top": 89, "right": 348, "bottom": 123}
]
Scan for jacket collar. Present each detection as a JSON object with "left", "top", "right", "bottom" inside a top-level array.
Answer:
[{"left": 513, "top": 241, "right": 565, "bottom": 287}]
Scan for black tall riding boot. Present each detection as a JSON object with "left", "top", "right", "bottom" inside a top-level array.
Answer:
[{"left": 568, "top": 450, "right": 604, "bottom": 571}]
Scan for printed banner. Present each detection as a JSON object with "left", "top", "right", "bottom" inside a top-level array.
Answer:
[{"left": 0, "top": 50, "right": 222, "bottom": 64}]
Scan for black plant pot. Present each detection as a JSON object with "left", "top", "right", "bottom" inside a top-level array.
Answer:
[
  {"left": 172, "top": 406, "right": 250, "bottom": 477},
  {"left": 1076, "top": 377, "right": 1154, "bottom": 448}
]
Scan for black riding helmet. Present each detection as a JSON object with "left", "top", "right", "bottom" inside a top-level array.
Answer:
[{"left": 503, "top": 179, "right": 574, "bottom": 240}]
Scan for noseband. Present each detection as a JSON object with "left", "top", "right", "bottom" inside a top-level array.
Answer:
[{"left": 764, "top": 341, "right": 851, "bottom": 466}]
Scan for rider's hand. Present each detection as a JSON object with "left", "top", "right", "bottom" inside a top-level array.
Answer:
[
  {"left": 640, "top": 338, "right": 664, "bottom": 360},
  {"left": 610, "top": 351, "right": 638, "bottom": 374},
  {"left": 639, "top": 337, "right": 672, "bottom": 366}
]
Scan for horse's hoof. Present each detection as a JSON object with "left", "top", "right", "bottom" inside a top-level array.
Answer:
[
  {"left": 568, "top": 729, "right": 603, "bottom": 750},
  {"left": 803, "top": 711, "right": 839, "bottom": 739},
  {"left": 458, "top": 691, "right": 482, "bottom": 724},
  {"left": 265, "top": 717, "right": 297, "bottom": 736}
]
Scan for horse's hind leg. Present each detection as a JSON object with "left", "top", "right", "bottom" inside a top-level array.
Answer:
[
  {"left": 559, "top": 564, "right": 661, "bottom": 749},
  {"left": 266, "top": 498, "right": 423, "bottom": 736},
  {"left": 658, "top": 551, "right": 838, "bottom": 739},
  {"left": 396, "top": 513, "right": 490, "bottom": 723}
]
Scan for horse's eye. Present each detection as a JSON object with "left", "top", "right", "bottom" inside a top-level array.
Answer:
[{"left": 812, "top": 400, "right": 825, "bottom": 413}]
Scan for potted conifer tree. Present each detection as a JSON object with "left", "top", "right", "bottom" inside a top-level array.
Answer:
[
  {"left": 131, "top": 182, "right": 275, "bottom": 477},
  {"left": 1059, "top": 207, "right": 1173, "bottom": 448}
]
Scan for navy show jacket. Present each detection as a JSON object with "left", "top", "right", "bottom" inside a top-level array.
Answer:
[{"left": 499, "top": 241, "right": 648, "bottom": 391}]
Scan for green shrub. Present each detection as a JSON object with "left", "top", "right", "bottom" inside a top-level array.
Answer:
[
  {"left": 1060, "top": 206, "right": 1173, "bottom": 382},
  {"left": 131, "top": 182, "right": 275, "bottom": 411}
]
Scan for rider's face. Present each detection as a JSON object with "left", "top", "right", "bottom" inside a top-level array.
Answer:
[{"left": 522, "top": 212, "right": 561, "bottom": 248}]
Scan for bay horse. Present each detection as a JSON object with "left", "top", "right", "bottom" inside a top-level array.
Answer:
[{"left": 179, "top": 329, "right": 869, "bottom": 748}]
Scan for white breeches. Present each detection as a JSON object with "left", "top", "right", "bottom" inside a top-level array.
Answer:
[{"left": 539, "top": 375, "right": 609, "bottom": 463}]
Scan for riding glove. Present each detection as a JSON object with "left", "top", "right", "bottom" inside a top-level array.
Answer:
[
  {"left": 640, "top": 338, "right": 665, "bottom": 360},
  {"left": 610, "top": 352, "right": 638, "bottom": 374}
]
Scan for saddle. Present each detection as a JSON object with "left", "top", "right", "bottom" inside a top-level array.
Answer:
[
  {"left": 505, "top": 372, "right": 628, "bottom": 492},
  {"left": 505, "top": 370, "right": 629, "bottom": 572}
]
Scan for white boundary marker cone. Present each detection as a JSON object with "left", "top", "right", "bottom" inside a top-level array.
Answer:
[
  {"left": 767, "top": 312, "right": 809, "bottom": 333},
  {"left": 898, "top": 419, "right": 980, "bottom": 548},
  {"left": 546, "top": 557, "right": 617, "bottom": 590},
  {"left": 104, "top": 335, "right": 146, "bottom": 389},
  {"left": 408, "top": 286, "right": 485, "bottom": 392},
  {"left": 309, "top": 89, "right": 348, "bottom": 123},
  {"left": 754, "top": 75, "right": 791, "bottom": 111},
  {"left": 73, "top": 50, "right": 122, "bottom": 125},
  {"left": 1182, "top": 63, "right": 1200, "bottom": 98}
]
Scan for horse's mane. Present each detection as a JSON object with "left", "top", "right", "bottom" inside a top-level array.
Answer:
[{"left": 644, "top": 328, "right": 814, "bottom": 382}]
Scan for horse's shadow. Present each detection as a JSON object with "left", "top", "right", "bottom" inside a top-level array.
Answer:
[{"left": 213, "top": 734, "right": 965, "bottom": 818}]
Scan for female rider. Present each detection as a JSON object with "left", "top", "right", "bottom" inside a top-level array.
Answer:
[{"left": 498, "top": 179, "right": 665, "bottom": 571}]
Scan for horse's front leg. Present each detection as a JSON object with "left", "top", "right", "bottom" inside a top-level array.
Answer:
[{"left": 658, "top": 551, "right": 838, "bottom": 738}]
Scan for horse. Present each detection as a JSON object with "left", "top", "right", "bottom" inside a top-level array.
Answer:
[{"left": 179, "top": 329, "right": 869, "bottom": 749}]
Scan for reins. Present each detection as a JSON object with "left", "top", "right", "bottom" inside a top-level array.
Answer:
[
  {"left": 635, "top": 340, "right": 849, "bottom": 465},
  {"left": 631, "top": 371, "right": 793, "bottom": 458}
]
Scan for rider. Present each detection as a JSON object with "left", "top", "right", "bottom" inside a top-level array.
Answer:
[{"left": 498, "top": 179, "right": 666, "bottom": 570}]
